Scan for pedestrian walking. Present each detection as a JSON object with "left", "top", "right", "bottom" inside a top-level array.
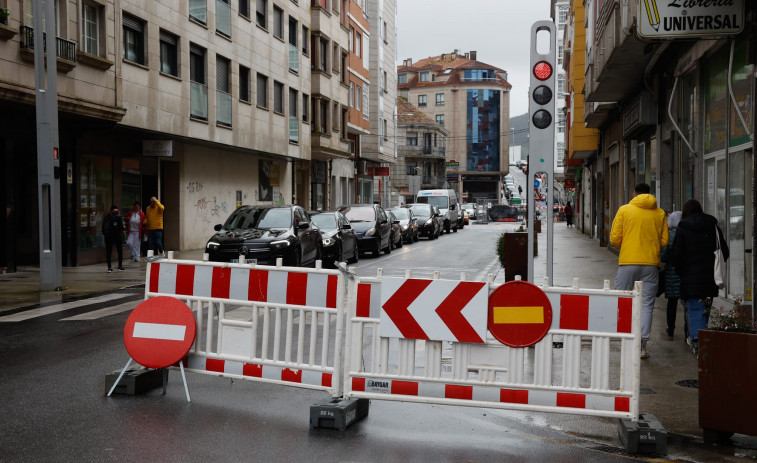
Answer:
[
  {"left": 102, "top": 205, "right": 125, "bottom": 273},
  {"left": 564, "top": 202, "right": 574, "bottom": 228},
  {"left": 670, "top": 199, "right": 729, "bottom": 354},
  {"left": 145, "top": 196, "right": 165, "bottom": 258},
  {"left": 610, "top": 183, "right": 668, "bottom": 359},
  {"left": 660, "top": 211, "right": 682, "bottom": 338},
  {"left": 124, "top": 201, "right": 146, "bottom": 262}
]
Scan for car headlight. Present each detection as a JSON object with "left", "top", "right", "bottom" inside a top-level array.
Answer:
[
  {"left": 425, "top": 219, "right": 433, "bottom": 225},
  {"left": 322, "top": 238, "right": 334, "bottom": 246},
  {"left": 401, "top": 224, "right": 408, "bottom": 231},
  {"left": 206, "top": 240, "right": 220, "bottom": 249},
  {"left": 270, "top": 239, "right": 291, "bottom": 250},
  {"left": 365, "top": 227, "right": 376, "bottom": 236}
]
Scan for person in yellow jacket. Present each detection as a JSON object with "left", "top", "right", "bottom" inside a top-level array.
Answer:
[
  {"left": 610, "top": 183, "right": 668, "bottom": 360},
  {"left": 145, "top": 196, "right": 165, "bottom": 257}
]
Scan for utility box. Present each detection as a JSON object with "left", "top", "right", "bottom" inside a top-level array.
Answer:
[
  {"left": 618, "top": 413, "right": 667, "bottom": 455},
  {"left": 310, "top": 397, "right": 369, "bottom": 430},
  {"left": 105, "top": 367, "right": 163, "bottom": 395},
  {"left": 501, "top": 232, "right": 538, "bottom": 281}
]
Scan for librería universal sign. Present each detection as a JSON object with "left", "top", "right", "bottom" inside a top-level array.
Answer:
[{"left": 638, "top": 0, "right": 744, "bottom": 38}]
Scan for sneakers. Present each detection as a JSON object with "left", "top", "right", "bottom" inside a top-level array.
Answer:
[
  {"left": 107, "top": 268, "right": 113, "bottom": 273},
  {"left": 640, "top": 340, "right": 650, "bottom": 359},
  {"left": 691, "top": 339, "right": 699, "bottom": 355},
  {"left": 118, "top": 267, "right": 125, "bottom": 271}
]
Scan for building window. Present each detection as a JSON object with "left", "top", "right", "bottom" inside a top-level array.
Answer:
[
  {"left": 557, "top": 111, "right": 565, "bottom": 133},
  {"left": 435, "top": 114, "right": 445, "bottom": 126},
  {"left": 123, "top": 13, "right": 145, "bottom": 65},
  {"left": 189, "top": 0, "right": 207, "bottom": 23},
  {"left": 332, "top": 43, "right": 340, "bottom": 73},
  {"left": 398, "top": 73, "right": 407, "bottom": 84},
  {"left": 383, "top": 119, "right": 388, "bottom": 140},
  {"left": 240, "top": 0, "right": 250, "bottom": 17},
  {"left": 332, "top": 101, "right": 340, "bottom": 132},
  {"left": 239, "top": 65, "right": 251, "bottom": 102},
  {"left": 341, "top": 50, "right": 348, "bottom": 85},
  {"left": 256, "top": 0, "right": 267, "bottom": 28},
  {"left": 355, "top": 33, "right": 361, "bottom": 58},
  {"left": 217, "top": 56, "right": 232, "bottom": 126},
  {"left": 383, "top": 70, "right": 388, "bottom": 93},
  {"left": 159, "top": 30, "right": 179, "bottom": 77},
  {"left": 382, "top": 20, "right": 387, "bottom": 43},
  {"left": 355, "top": 85, "right": 361, "bottom": 111},
  {"left": 288, "top": 16, "right": 298, "bottom": 72},
  {"left": 81, "top": 2, "right": 100, "bottom": 56},
  {"left": 302, "top": 93, "right": 309, "bottom": 122},
  {"left": 273, "top": 5, "right": 283, "bottom": 39},
  {"left": 189, "top": 44, "right": 207, "bottom": 119},
  {"left": 420, "top": 71, "right": 429, "bottom": 82},
  {"left": 319, "top": 37, "right": 328, "bottom": 71},
  {"left": 289, "top": 88, "right": 299, "bottom": 143},
  {"left": 302, "top": 25, "right": 309, "bottom": 55},
  {"left": 319, "top": 99, "right": 328, "bottom": 133},
  {"left": 418, "top": 94, "right": 427, "bottom": 107},
  {"left": 216, "top": 0, "right": 231, "bottom": 37},
  {"left": 274, "top": 81, "right": 284, "bottom": 113},
  {"left": 435, "top": 93, "right": 444, "bottom": 106},
  {"left": 407, "top": 133, "right": 418, "bottom": 146},
  {"left": 349, "top": 82, "right": 354, "bottom": 107},
  {"left": 363, "top": 83, "right": 369, "bottom": 120},
  {"left": 464, "top": 69, "right": 496, "bottom": 81},
  {"left": 257, "top": 73, "right": 268, "bottom": 108}
]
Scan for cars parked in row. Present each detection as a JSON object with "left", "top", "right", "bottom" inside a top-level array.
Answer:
[
  {"left": 408, "top": 203, "right": 441, "bottom": 239},
  {"left": 310, "top": 210, "right": 359, "bottom": 266},
  {"left": 337, "top": 204, "right": 392, "bottom": 257},
  {"left": 388, "top": 207, "right": 419, "bottom": 243}
]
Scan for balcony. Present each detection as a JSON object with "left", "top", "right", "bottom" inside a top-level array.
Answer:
[
  {"left": 18, "top": 26, "right": 77, "bottom": 72},
  {"left": 585, "top": 0, "right": 652, "bottom": 103},
  {"left": 402, "top": 145, "right": 446, "bottom": 159}
]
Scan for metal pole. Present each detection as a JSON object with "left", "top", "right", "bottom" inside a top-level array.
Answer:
[{"left": 34, "top": 0, "right": 62, "bottom": 291}]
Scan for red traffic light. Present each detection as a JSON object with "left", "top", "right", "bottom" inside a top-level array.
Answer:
[{"left": 533, "top": 61, "right": 552, "bottom": 81}]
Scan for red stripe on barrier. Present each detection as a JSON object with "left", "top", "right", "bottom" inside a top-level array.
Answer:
[
  {"left": 445, "top": 384, "right": 473, "bottom": 400},
  {"left": 391, "top": 380, "right": 419, "bottom": 396},
  {"left": 617, "top": 297, "right": 633, "bottom": 333},
  {"left": 243, "top": 363, "right": 263, "bottom": 377},
  {"left": 382, "top": 279, "right": 432, "bottom": 340},
  {"left": 356, "top": 283, "right": 371, "bottom": 318},
  {"left": 206, "top": 358, "right": 225, "bottom": 373},
  {"left": 435, "top": 281, "right": 486, "bottom": 343},
  {"left": 175, "top": 264, "right": 196, "bottom": 296},
  {"left": 500, "top": 389, "right": 528, "bottom": 404},
  {"left": 322, "top": 373, "right": 332, "bottom": 387},
  {"left": 286, "top": 273, "right": 308, "bottom": 306},
  {"left": 248, "top": 269, "right": 269, "bottom": 302},
  {"left": 352, "top": 377, "right": 366, "bottom": 391},
  {"left": 149, "top": 262, "right": 160, "bottom": 293},
  {"left": 326, "top": 275, "right": 338, "bottom": 309},
  {"left": 560, "top": 294, "right": 589, "bottom": 330},
  {"left": 556, "top": 392, "right": 586, "bottom": 408},
  {"left": 282, "top": 368, "right": 303, "bottom": 383},
  {"left": 615, "top": 397, "right": 630, "bottom": 412},
  {"left": 211, "top": 267, "right": 231, "bottom": 299}
]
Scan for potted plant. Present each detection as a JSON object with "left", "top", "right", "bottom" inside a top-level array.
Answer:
[
  {"left": 0, "top": 8, "right": 10, "bottom": 25},
  {"left": 496, "top": 225, "right": 537, "bottom": 282},
  {"left": 698, "top": 297, "right": 757, "bottom": 443}
]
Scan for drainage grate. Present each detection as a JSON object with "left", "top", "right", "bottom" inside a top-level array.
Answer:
[{"left": 676, "top": 379, "right": 698, "bottom": 388}]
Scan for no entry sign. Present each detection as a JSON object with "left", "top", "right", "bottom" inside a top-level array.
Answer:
[
  {"left": 123, "top": 296, "right": 197, "bottom": 369},
  {"left": 488, "top": 280, "right": 553, "bottom": 347}
]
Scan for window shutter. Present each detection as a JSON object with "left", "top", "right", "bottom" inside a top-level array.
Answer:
[
  {"left": 123, "top": 14, "right": 143, "bottom": 32},
  {"left": 216, "top": 59, "right": 229, "bottom": 91},
  {"left": 160, "top": 30, "right": 177, "bottom": 45}
]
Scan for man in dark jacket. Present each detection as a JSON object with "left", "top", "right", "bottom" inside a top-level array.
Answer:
[
  {"left": 102, "top": 205, "right": 126, "bottom": 273},
  {"left": 670, "top": 199, "right": 729, "bottom": 353}
]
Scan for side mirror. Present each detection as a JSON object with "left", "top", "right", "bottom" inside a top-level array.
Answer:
[
  {"left": 297, "top": 222, "right": 310, "bottom": 230},
  {"left": 214, "top": 224, "right": 222, "bottom": 231}
]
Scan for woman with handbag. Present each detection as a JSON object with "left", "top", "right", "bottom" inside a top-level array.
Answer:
[
  {"left": 670, "top": 199, "right": 729, "bottom": 354},
  {"left": 660, "top": 211, "right": 682, "bottom": 338}
]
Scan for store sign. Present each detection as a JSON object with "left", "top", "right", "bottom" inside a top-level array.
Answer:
[
  {"left": 143, "top": 140, "right": 173, "bottom": 157},
  {"left": 366, "top": 166, "right": 390, "bottom": 176},
  {"left": 638, "top": 0, "right": 744, "bottom": 38},
  {"left": 462, "top": 175, "right": 498, "bottom": 182}
]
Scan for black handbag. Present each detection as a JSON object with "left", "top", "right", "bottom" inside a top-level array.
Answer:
[{"left": 656, "top": 266, "right": 666, "bottom": 297}]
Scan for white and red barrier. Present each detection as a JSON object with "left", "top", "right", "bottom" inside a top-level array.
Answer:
[{"left": 145, "top": 254, "right": 347, "bottom": 396}]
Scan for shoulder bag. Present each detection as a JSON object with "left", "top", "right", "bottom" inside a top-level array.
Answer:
[{"left": 713, "top": 226, "right": 726, "bottom": 289}]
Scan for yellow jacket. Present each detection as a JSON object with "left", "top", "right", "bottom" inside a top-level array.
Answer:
[
  {"left": 145, "top": 200, "right": 164, "bottom": 230},
  {"left": 610, "top": 194, "right": 669, "bottom": 266}
]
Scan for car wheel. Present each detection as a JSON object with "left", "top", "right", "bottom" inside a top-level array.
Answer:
[
  {"left": 397, "top": 233, "right": 403, "bottom": 248},
  {"left": 453, "top": 222, "right": 458, "bottom": 233},
  {"left": 413, "top": 232, "right": 419, "bottom": 242}
]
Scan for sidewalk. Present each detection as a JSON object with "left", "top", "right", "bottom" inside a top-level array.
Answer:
[{"left": 0, "top": 226, "right": 719, "bottom": 442}]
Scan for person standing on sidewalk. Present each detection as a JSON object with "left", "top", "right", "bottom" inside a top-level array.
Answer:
[
  {"left": 610, "top": 183, "right": 668, "bottom": 359},
  {"left": 670, "top": 199, "right": 729, "bottom": 354},
  {"left": 660, "top": 211, "right": 682, "bottom": 338},
  {"left": 102, "top": 205, "right": 126, "bottom": 273},
  {"left": 124, "top": 201, "right": 146, "bottom": 262},
  {"left": 145, "top": 196, "right": 165, "bottom": 258},
  {"left": 564, "top": 202, "right": 574, "bottom": 227}
]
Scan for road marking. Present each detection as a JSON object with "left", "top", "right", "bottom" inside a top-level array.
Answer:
[
  {"left": 60, "top": 299, "right": 138, "bottom": 321},
  {"left": 0, "top": 293, "right": 132, "bottom": 322},
  {"left": 133, "top": 322, "right": 187, "bottom": 341}
]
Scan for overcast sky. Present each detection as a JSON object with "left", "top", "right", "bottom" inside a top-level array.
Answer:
[{"left": 396, "top": 0, "right": 553, "bottom": 118}]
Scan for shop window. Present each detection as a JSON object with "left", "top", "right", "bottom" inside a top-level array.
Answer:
[{"left": 79, "top": 155, "right": 113, "bottom": 251}]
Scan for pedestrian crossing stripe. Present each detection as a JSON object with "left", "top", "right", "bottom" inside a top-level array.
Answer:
[{"left": 0, "top": 293, "right": 132, "bottom": 322}]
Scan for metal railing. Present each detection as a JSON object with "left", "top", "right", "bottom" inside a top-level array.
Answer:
[
  {"left": 19, "top": 26, "right": 77, "bottom": 63},
  {"left": 215, "top": 0, "right": 231, "bottom": 37},
  {"left": 288, "top": 44, "right": 299, "bottom": 73},
  {"left": 190, "top": 81, "right": 208, "bottom": 120},
  {"left": 289, "top": 115, "right": 299, "bottom": 143},
  {"left": 217, "top": 89, "right": 232, "bottom": 126}
]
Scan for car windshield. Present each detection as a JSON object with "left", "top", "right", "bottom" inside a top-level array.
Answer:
[
  {"left": 311, "top": 214, "right": 337, "bottom": 229},
  {"left": 410, "top": 205, "right": 432, "bottom": 217},
  {"left": 223, "top": 208, "right": 292, "bottom": 230},
  {"left": 339, "top": 206, "right": 376, "bottom": 222},
  {"left": 415, "top": 196, "right": 449, "bottom": 209},
  {"left": 390, "top": 208, "right": 408, "bottom": 219}
]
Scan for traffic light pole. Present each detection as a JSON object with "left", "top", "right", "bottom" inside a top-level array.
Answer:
[
  {"left": 33, "top": 0, "right": 62, "bottom": 290},
  {"left": 527, "top": 21, "right": 557, "bottom": 284}
]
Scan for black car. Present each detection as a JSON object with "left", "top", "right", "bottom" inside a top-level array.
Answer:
[
  {"left": 337, "top": 204, "right": 392, "bottom": 257},
  {"left": 387, "top": 211, "right": 403, "bottom": 250},
  {"left": 388, "top": 206, "right": 419, "bottom": 243},
  {"left": 489, "top": 205, "right": 520, "bottom": 222},
  {"left": 205, "top": 205, "right": 322, "bottom": 267},
  {"left": 408, "top": 203, "right": 440, "bottom": 239},
  {"left": 310, "top": 211, "right": 359, "bottom": 266}
]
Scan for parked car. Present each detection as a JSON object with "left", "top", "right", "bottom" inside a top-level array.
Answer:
[
  {"left": 388, "top": 206, "right": 419, "bottom": 243},
  {"left": 416, "top": 189, "right": 458, "bottom": 233},
  {"left": 408, "top": 203, "right": 440, "bottom": 239},
  {"left": 337, "top": 204, "right": 392, "bottom": 257},
  {"left": 310, "top": 211, "right": 358, "bottom": 266},
  {"left": 387, "top": 211, "right": 403, "bottom": 249},
  {"left": 432, "top": 206, "right": 446, "bottom": 236},
  {"left": 462, "top": 203, "right": 477, "bottom": 223},
  {"left": 489, "top": 205, "right": 520, "bottom": 222},
  {"left": 455, "top": 203, "right": 465, "bottom": 229},
  {"left": 205, "top": 205, "right": 322, "bottom": 267}
]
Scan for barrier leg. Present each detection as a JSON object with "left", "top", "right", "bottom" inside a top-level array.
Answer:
[
  {"left": 107, "top": 357, "right": 133, "bottom": 397},
  {"left": 162, "top": 368, "right": 168, "bottom": 395},
  {"left": 179, "top": 361, "right": 191, "bottom": 403}
]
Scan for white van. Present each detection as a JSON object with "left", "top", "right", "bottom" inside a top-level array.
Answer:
[{"left": 415, "top": 189, "right": 459, "bottom": 233}]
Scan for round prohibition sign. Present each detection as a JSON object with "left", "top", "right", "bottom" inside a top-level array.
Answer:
[
  {"left": 488, "top": 280, "right": 553, "bottom": 347},
  {"left": 123, "top": 296, "right": 197, "bottom": 369}
]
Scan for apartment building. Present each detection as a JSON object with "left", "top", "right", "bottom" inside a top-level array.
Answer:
[{"left": 397, "top": 50, "right": 511, "bottom": 204}]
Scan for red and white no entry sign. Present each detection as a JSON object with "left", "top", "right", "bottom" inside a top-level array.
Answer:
[
  {"left": 123, "top": 296, "right": 197, "bottom": 369},
  {"left": 488, "top": 280, "right": 553, "bottom": 347}
]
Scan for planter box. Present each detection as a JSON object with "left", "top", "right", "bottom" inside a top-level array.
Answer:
[
  {"left": 501, "top": 232, "right": 537, "bottom": 282},
  {"left": 698, "top": 329, "right": 757, "bottom": 443}
]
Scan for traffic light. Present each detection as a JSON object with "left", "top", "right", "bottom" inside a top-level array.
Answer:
[{"left": 529, "top": 20, "right": 556, "bottom": 171}]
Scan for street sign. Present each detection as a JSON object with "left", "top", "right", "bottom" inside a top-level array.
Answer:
[
  {"left": 534, "top": 178, "right": 541, "bottom": 189},
  {"left": 487, "top": 280, "right": 553, "bottom": 347},
  {"left": 123, "top": 296, "right": 197, "bottom": 369}
]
